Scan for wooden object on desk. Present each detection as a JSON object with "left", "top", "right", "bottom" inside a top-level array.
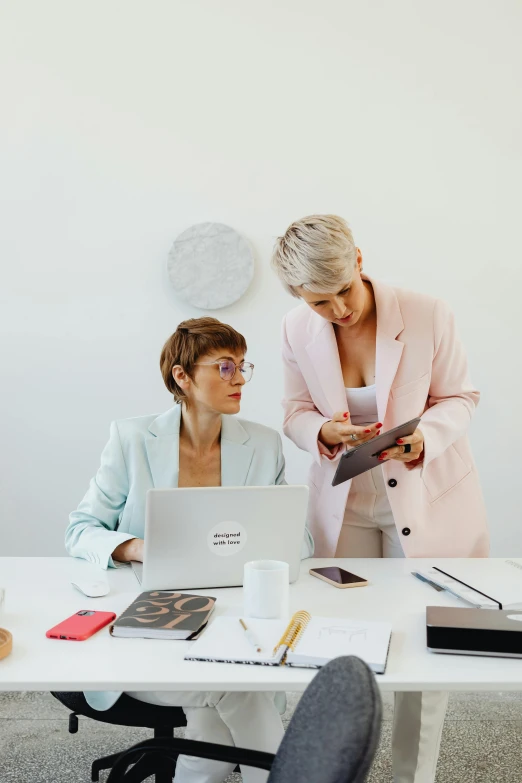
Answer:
[{"left": 0, "top": 628, "right": 12, "bottom": 660}]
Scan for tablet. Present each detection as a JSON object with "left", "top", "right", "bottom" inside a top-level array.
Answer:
[{"left": 331, "top": 417, "right": 421, "bottom": 486}]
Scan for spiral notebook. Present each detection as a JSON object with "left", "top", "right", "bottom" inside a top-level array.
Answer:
[{"left": 184, "top": 611, "right": 392, "bottom": 673}]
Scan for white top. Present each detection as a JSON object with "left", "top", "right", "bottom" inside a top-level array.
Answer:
[
  {"left": 3, "top": 557, "right": 522, "bottom": 693},
  {"left": 345, "top": 384, "right": 378, "bottom": 426}
]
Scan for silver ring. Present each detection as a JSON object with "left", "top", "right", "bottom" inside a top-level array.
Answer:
[{"left": 350, "top": 433, "right": 358, "bottom": 441}]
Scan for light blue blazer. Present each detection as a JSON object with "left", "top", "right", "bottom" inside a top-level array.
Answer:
[{"left": 65, "top": 404, "right": 314, "bottom": 711}]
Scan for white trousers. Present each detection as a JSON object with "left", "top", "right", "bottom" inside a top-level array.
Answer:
[
  {"left": 126, "top": 689, "right": 284, "bottom": 783},
  {"left": 335, "top": 466, "right": 449, "bottom": 783}
]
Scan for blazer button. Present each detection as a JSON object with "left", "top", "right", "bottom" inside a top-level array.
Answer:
[
  {"left": 402, "top": 527, "right": 411, "bottom": 536},
  {"left": 388, "top": 479, "right": 397, "bottom": 487}
]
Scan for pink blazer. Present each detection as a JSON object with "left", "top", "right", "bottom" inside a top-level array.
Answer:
[{"left": 281, "top": 274, "right": 489, "bottom": 558}]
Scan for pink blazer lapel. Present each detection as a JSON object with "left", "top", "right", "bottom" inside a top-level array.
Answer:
[
  {"left": 305, "top": 318, "right": 347, "bottom": 418},
  {"left": 368, "top": 275, "right": 405, "bottom": 421}
]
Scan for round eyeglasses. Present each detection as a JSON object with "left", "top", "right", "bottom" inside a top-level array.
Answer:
[{"left": 194, "top": 360, "right": 254, "bottom": 383}]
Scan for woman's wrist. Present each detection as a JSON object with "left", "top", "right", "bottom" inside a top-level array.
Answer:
[
  {"left": 112, "top": 537, "right": 143, "bottom": 563},
  {"left": 318, "top": 420, "right": 339, "bottom": 448}
]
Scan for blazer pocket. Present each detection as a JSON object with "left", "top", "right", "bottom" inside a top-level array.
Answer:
[
  {"left": 391, "top": 372, "right": 430, "bottom": 399},
  {"left": 422, "top": 445, "right": 471, "bottom": 503}
]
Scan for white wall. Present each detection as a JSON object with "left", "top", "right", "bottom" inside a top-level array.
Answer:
[{"left": 1, "top": 0, "right": 521, "bottom": 557}]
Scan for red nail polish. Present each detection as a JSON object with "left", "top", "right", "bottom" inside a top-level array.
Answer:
[
  {"left": 381, "top": 452, "right": 388, "bottom": 458},
  {"left": 364, "top": 429, "right": 371, "bottom": 433},
  {"left": 376, "top": 423, "right": 383, "bottom": 428},
  {"left": 344, "top": 412, "right": 349, "bottom": 418},
  {"left": 397, "top": 439, "right": 404, "bottom": 444}
]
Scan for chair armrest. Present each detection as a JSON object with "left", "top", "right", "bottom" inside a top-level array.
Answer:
[{"left": 106, "top": 737, "right": 275, "bottom": 782}]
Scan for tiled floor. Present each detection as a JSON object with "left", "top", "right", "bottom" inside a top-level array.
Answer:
[{"left": 1, "top": 691, "right": 522, "bottom": 782}]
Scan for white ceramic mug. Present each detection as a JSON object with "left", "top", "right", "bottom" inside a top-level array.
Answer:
[{"left": 243, "top": 560, "right": 289, "bottom": 620}]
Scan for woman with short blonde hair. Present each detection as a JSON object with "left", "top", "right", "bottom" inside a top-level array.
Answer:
[
  {"left": 272, "top": 214, "right": 489, "bottom": 783},
  {"left": 273, "top": 214, "right": 358, "bottom": 298}
]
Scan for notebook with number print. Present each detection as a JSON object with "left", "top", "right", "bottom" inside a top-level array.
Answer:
[
  {"left": 111, "top": 590, "right": 216, "bottom": 639},
  {"left": 185, "top": 610, "right": 392, "bottom": 673}
]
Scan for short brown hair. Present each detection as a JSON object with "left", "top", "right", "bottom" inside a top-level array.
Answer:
[{"left": 160, "top": 317, "right": 248, "bottom": 403}]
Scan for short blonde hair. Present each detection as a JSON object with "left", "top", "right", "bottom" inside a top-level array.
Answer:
[{"left": 271, "top": 214, "right": 357, "bottom": 298}]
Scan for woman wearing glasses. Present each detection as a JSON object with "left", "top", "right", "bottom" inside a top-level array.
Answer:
[{"left": 66, "top": 317, "right": 307, "bottom": 783}]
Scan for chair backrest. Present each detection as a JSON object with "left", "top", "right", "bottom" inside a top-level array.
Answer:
[{"left": 268, "top": 656, "right": 382, "bottom": 783}]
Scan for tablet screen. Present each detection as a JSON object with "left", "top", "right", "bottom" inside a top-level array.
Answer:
[{"left": 331, "top": 417, "right": 420, "bottom": 486}]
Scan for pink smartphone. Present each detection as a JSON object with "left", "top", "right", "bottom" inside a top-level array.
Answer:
[{"left": 46, "top": 610, "right": 116, "bottom": 641}]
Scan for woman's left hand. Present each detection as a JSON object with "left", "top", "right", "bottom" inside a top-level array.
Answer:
[{"left": 378, "top": 429, "right": 424, "bottom": 469}]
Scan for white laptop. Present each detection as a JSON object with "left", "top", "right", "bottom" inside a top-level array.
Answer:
[{"left": 132, "top": 485, "right": 309, "bottom": 591}]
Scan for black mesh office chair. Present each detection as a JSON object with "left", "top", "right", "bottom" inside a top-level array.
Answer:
[
  {"left": 51, "top": 691, "right": 187, "bottom": 783},
  {"left": 101, "top": 656, "right": 383, "bottom": 783}
]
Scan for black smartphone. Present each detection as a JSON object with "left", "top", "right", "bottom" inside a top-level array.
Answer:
[{"left": 309, "top": 567, "right": 368, "bottom": 589}]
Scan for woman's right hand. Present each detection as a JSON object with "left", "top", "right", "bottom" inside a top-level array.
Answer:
[
  {"left": 319, "top": 411, "right": 382, "bottom": 448},
  {"left": 112, "top": 537, "right": 144, "bottom": 563}
]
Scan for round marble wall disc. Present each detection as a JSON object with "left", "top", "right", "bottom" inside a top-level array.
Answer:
[{"left": 167, "top": 222, "right": 254, "bottom": 310}]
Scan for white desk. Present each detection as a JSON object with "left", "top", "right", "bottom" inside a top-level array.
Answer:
[{"left": 1, "top": 557, "right": 521, "bottom": 694}]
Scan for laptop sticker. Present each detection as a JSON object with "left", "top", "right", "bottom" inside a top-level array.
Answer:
[{"left": 207, "top": 521, "right": 248, "bottom": 557}]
